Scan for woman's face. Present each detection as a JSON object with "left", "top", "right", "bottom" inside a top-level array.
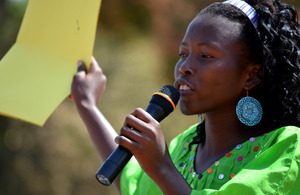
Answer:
[{"left": 174, "top": 14, "right": 251, "bottom": 116}]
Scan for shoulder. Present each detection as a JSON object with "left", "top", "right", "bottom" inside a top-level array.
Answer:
[
  {"left": 268, "top": 126, "right": 300, "bottom": 157},
  {"left": 268, "top": 126, "right": 300, "bottom": 146},
  {"left": 232, "top": 126, "right": 300, "bottom": 193},
  {"left": 277, "top": 125, "right": 300, "bottom": 136},
  {"left": 258, "top": 126, "right": 300, "bottom": 156}
]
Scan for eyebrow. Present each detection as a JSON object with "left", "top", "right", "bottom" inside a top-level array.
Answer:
[{"left": 180, "top": 41, "right": 222, "bottom": 50}]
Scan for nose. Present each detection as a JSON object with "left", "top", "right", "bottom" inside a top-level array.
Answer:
[{"left": 177, "top": 61, "right": 194, "bottom": 76}]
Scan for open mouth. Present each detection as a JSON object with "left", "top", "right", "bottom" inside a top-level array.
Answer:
[{"left": 179, "top": 84, "right": 191, "bottom": 91}]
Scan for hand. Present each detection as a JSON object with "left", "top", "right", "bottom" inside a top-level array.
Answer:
[
  {"left": 70, "top": 57, "right": 107, "bottom": 108},
  {"left": 115, "top": 108, "right": 174, "bottom": 178}
]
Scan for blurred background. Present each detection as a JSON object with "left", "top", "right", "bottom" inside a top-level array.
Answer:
[{"left": 0, "top": 0, "right": 299, "bottom": 194}]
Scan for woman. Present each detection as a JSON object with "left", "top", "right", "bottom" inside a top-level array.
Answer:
[{"left": 71, "top": 0, "right": 300, "bottom": 194}]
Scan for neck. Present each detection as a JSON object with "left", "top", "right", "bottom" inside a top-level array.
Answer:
[
  {"left": 202, "top": 110, "right": 264, "bottom": 157},
  {"left": 194, "top": 109, "right": 267, "bottom": 174}
]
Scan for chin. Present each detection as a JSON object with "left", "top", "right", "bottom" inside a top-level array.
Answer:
[{"left": 179, "top": 103, "right": 198, "bottom": 116}]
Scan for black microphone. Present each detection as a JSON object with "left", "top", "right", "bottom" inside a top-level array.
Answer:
[{"left": 95, "top": 84, "right": 180, "bottom": 186}]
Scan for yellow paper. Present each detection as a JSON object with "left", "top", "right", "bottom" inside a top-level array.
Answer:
[{"left": 0, "top": 0, "right": 102, "bottom": 126}]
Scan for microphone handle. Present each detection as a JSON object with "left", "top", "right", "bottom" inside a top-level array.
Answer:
[
  {"left": 95, "top": 145, "right": 132, "bottom": 186},
  {"left": 95, "top": 103, "right": 166, "bottom": 186}
]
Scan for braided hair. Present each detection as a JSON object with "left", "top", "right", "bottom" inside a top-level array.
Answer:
[
  {"left": 190, "top": 0, "right": 300, "bottom": 147},
  {"left": 249, "top": 0, "right": 300, "bottom": 129}
]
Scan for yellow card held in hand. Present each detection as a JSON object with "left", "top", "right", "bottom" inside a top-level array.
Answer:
[{"left": 0, "top": 0, "right": 102, "bottom": 126}]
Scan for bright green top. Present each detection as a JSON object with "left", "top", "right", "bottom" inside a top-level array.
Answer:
[{"left": 120, "top": 125, "right": 300, "bottom": 195}]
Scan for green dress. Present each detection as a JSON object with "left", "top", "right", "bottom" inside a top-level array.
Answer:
[{"left": 120, "top": 124, "right": 300, "bottom": 194}]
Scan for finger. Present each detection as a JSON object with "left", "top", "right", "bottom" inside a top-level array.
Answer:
[
  {"left": 73, "top": 70, "right": 86, "bottom": 80},
  {"left": 130, "top": 108, "right": 154, "bottom": 124},
  {"left": 122, "top": 108, "right": 156, "bottom": 132},
  {"left": 115, "top": 135, "right": 138, "bottom": 150},
  {"left": 115, "top": 133, "right": 146, "bottom": 156},
  {"left": 73, "top": 61, "right": 87, "bottom": 79},
  {"left": 77, "top": 60, "right": 87, "bottom": 73},
  {"left": 123, "top": 111, "right": 160, "bottom": 139},
  {"left": 119, "top": 126, "right": 144, "bottom": 142},
  {"left": 123, "top": 113, "right": 147, "bottom": 132},
  {"left": 89, "top": 56, "right": 102, "bottom": 73}
]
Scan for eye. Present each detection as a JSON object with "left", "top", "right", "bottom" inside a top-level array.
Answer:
[
  {"left": 202, "top": 54, "right": 213, "bottom": 58},
  {"left": 179, "top": 53, "right": 188, "bottom": 58}
]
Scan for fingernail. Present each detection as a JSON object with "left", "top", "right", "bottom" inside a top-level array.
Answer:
[{"left": 115, "top": 137, "right": 120, "bottom": 145}]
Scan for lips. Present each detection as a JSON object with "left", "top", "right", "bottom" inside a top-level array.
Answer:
[{"left": 175, "top": 79, "right": 193, "bottom": 95}]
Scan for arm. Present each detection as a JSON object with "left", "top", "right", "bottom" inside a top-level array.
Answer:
[{"left": 70, "top": 57, "right": 120, "bottom": 192}]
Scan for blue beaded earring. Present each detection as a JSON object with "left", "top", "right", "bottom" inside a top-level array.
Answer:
[{"left": 236, "top": 90, "right": 263, "bottom": 126}]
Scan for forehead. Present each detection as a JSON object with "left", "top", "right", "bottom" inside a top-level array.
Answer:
[{"left": 183, "top": 14, "right": 243, "bottom": 45}]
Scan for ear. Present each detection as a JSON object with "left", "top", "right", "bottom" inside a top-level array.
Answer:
[{"left": 243, "top": 63, "right": 262, "bottom": 90}]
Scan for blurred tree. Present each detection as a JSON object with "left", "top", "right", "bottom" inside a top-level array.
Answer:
[
  {"left": 0, "top": 0, "right": 26, "bottom": 57},
  {"left": 0, "top": 0, "right": 7, "bottom": 23},
  {"left": 98, "top": 0, "right": 225, "bottom": 80}
]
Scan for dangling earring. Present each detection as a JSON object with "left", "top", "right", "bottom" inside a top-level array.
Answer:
[{"left": 236, "top": 90, "right": 263, "bottom": 126}]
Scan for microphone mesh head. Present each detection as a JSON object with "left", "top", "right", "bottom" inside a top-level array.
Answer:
[
  {"left": 157, "top": 85, "right": 180, "bottom": 106},
  {"left": 149, "top": 85, "right": 180, "bottom": 116}
]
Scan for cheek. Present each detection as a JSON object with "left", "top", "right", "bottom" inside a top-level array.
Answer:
[{"left": 174, "top": 63, "right": 180, "bottom": 79}]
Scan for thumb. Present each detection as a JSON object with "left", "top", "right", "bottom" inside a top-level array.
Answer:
[
  {"left": 77, "top": 60, "right": 87, "bottom": 73},
  {"left": 74, "top": 60, "right": 87, "bottom": 78}
]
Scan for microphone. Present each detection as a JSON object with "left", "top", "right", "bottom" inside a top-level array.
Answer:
[{"left": 95, "top": 84, "right": 180, "bottom": 186}]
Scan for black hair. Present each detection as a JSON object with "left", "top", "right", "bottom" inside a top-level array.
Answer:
[
  {"left": 189, "top": 0, "right": 300, "bottom": 147},
  {"left": 249, "top": 0, "right": 300, "bottom": 129}
]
